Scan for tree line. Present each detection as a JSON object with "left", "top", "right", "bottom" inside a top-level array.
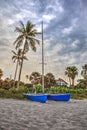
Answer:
[{"left": 0, "top": 63, "right": 87, "bottom": 89}]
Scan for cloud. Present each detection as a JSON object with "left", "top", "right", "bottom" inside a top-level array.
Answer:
[
  {"left": 0, "top": 0, "right": 87, "bottom": 82},
  {"left": 43, "top": 14, "right": 56, "bottom": 23},
  {"left": 62, "top": 26, "right": 73, "bottom": 35},
  {"left": 71, "top": 40, "right": 80, "bottom": 48}
]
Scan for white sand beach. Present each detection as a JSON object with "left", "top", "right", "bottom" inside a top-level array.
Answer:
[{"left": 0, "top": 99, "right": 87, "bottom": 130}]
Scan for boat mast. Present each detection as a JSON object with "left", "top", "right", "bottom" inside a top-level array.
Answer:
[{"left": 42, "top": 21, "right": 44, "bottom": 93}]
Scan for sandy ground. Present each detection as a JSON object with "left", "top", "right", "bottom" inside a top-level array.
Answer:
[{"left": 0, "top": 99, "right": 87, "bottom": 130}]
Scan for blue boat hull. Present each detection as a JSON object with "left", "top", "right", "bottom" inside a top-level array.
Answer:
[
  {"left": 47, "top": 94, "right": 70, "bottom": 101},
  {"left": 24, "top": 94, "right": 47, "bottom": 103}
]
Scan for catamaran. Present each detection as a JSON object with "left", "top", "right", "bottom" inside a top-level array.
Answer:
[{"left": 24, "top": 21, "right": 70, "bottom": 103}]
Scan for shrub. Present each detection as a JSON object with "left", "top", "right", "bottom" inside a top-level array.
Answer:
[{"left": 0, "top": 86, "right": 87, "bottom": 100}]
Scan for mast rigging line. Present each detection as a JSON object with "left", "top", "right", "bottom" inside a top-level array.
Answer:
[{"left": 42, "top": 21, "right": 45, "bottom": 93}]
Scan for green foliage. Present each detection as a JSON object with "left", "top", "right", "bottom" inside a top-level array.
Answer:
[
  {"left": 0, "top": 88, "right": 24, "bottom": 99},
  {"left": 44, "top": 87, "right": 50, "bottom": 93},
  {"left": 17, "top": 86, "right": 28, "bottom": 93},
  {"left": 0, "top": 88, "right": 7, "bottom": 97},
  {"left": 0, "top": 86, "right": 87, "bottom": 100},
  {"left": 35, "top": 84, "right": 42, "bottom": 93},
  {"left": 77, "top": 79, "right": 87, "bottom": 89}
]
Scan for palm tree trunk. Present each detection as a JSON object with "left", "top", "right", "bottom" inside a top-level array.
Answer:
[
  {"left": 13, "top": 60, "right": 19, "bottom": 87},
  {"left": 69, "top": 77, "right": 71, "bottom": 87},
  {"left": 72, "top": 78, "right": 74, "bottom": 89},
  {"left": 17, "top": 55, "right": 24, "bottom": 88},
  {"left": 17, "top": 39, "right": 26, "bottom": 88},
  {"left": 49, "top": 78, "right": 50, "bottom": 85}
]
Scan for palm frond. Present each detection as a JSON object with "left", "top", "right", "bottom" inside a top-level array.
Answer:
[
  {"left": 15, "top": 39, "right": 23, "bottom": 49},
  {"left": 12, "top": 50, "right": 17, "bottom": 55},
  {"left": 19, "top": 21, "right": 25, "bottom": 32},
  {"left": 29, "top": 38, "right": 35, "bottom": 46},
  {"left": 13, "top": 35, "right": 23, "bottom": 45},
  {"left": 30, "top": 29, "right": 41, "bottom": 36},
  {"left": 18, "top": 49, "right": 22, "bottom": 55},
  {"left": 31, "top": 46, "right": 36, "bottom": 52},
  {"left": 26, "top": 21, "right": 35, "bottom": 33},
  {"left": 15, "top": 27, "right": 24, "bottom": 33},
  {"left": 23, "top": 40, "right": 29, "bottom": 53},
  {"left": 32, "top": 37, "right": 40, "bottom": 44},
  {"left": 23, "top": 56, "right": 28, "bottom": 60},
  {"left": 12, "top": 56, "right": 16, "bottom": 60},
  {"left": 29, "top": 38, "right": 37, "bottom": 51},
  {"left": 12, "top": 56, "right": 16, "bottom": 62}
]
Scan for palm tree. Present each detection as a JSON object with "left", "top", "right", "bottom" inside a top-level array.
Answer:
[
  {"left": 30, "top": 72, "right": 41, "bottom": 84},
  {"left": 81, "top": 64, "right": 87, "bottom": 79},
  {"left": 45, "top": 73, "right": 55, "bottom": 86},
  {"left": 0, "top": 69, "right": 3, "bottom": 80},
  {"left": 14, "top": 21, "right": 40, "bottom": 87},
  {"left": 77, "top": 79, "right": 87, "bottom": 89},
  {"left": 65, "top": 66, "right": 78, "bottom": 88},
  {"left": 12, "top": 49, "right": 27, "bottom": 87},
  {"left": 65, "top": 67, "right": 72, "bottom": 87},
  {"left": 70, "top": 66, "right": 78, "bottom": 88}
]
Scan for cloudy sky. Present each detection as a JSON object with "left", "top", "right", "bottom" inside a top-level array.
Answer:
[{"left": 0, "top": 0, "right": 87, "bottom": 83}]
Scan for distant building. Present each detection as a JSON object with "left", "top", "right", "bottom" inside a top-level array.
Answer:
[{"left": 56, "top": 78, "right": 68, "bottom": 87}]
